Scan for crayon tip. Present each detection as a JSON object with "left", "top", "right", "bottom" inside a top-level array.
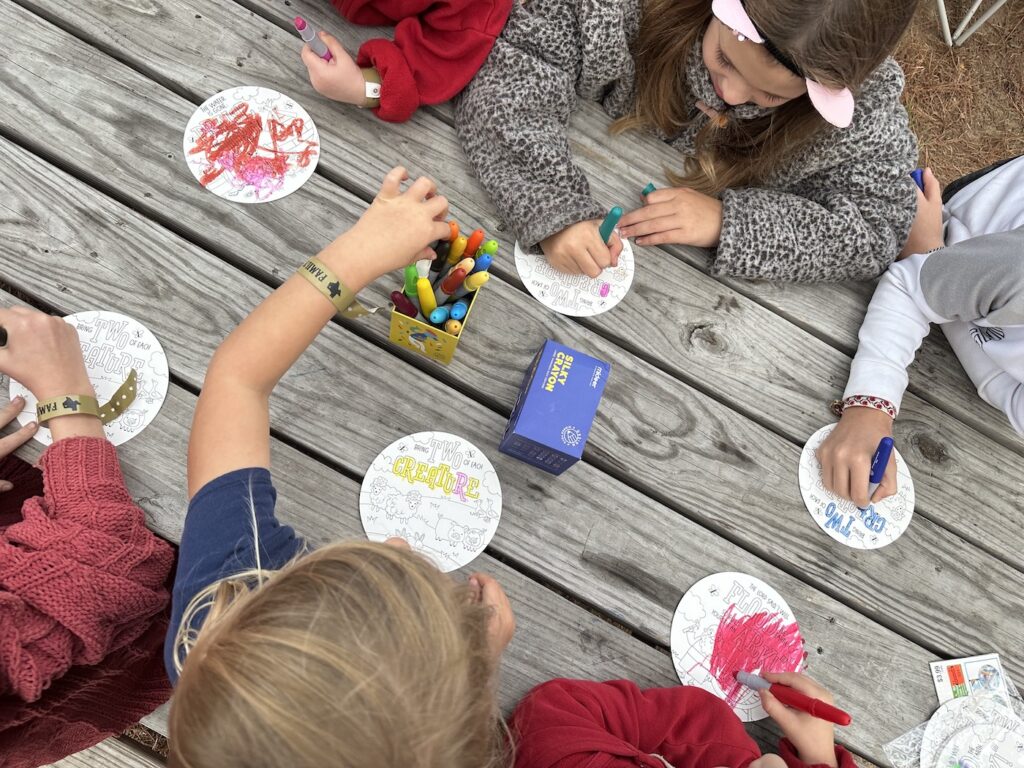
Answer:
[{"left": 294, "top": 16, "right": 307, "bottom": 30}]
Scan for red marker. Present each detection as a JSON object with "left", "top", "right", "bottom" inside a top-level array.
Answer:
[
  {"left": 736, "top": 671, "right": 851, "bottom": 726},
  {"left": 390, "top": 290, "right": 418, "bottom": 318},
  {"left": 434, "top": 268, "right": 467, "bottom": 305}
]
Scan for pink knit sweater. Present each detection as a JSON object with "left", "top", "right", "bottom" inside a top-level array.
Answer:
[{"left": 0, "top": 437, "right": 174, "bottom": 702}]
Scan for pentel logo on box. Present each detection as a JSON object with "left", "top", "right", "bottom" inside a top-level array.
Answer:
[{"left": 500, "top": 340, "right": 610, "bottom": 475}]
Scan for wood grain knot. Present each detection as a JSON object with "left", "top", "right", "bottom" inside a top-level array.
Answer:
[
  {"left": 683, "top": 322, "right": 724, "bottom": 352},
  {"left": 915, "top": 433, "right": 950, "bottom": 464}
]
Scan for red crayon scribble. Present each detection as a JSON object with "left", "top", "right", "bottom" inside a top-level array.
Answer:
[
  {"left": 188, "top": 102, "right": 319, "bottom": 199},
  {"left": 709, "top": 605, "right": 805, "bottom": 706}
]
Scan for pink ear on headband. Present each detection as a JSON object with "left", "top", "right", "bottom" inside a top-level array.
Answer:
[
  {"left": 711, "top": 0, "right": 763, "bottom": 43},
  {"left": 710, "top": 0, "right": 856, "bottom": 128}
]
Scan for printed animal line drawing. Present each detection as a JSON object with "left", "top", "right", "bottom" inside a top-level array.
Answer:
[
  {"left": 970, "top": 325, "right": 1005, "bottom": 345},
  {"left": 471, "top": 498, "right": 499, "bottom": 522},
  {"left": 434, "top": 516, "right": 487, "bottom": 552}
]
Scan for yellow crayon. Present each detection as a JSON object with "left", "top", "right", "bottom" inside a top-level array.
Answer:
[
  {"left": 448, "top": 235, "right": 468, "bottom": 263},
  {"left": 445, "top": 319, "right": 463, "bottom": 336},
  {"left": 450, "top": 270, "right": 489, "bottom": 300},
  {"left": 451, "top": 257, "right": 475, "bottom": 275},
  {"left": 417, "top": 276, "right": 438, "bottom": 316}
]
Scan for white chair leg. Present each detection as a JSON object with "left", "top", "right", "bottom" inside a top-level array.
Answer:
[
  {"left": 936, "top": 0, "right": 954, "bottom": 45},
  {"left": 954, "top": 0, "right": 1011, "bottom": 44},
  {"left": 953, "top": 0, "right": 986, "bottom": 38}
]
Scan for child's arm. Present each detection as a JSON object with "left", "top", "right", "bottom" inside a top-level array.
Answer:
[
  {"left": 302, "top": 0, "right": 512, "bottom": 123},
  {"left": 454, "top": 0, "right": 627, "bottom": 277},
  {"left": 187, "top": 168, "right": 448, "bottom": 497},
  {"left": 510, "top": 678, "right": 760, "bottom": 768}
]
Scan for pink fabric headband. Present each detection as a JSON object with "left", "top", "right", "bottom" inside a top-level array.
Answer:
[{"left": 711, "top": 0, "right": 855, "bottom": 128}]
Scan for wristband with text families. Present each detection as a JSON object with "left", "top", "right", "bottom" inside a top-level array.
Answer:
[{"left": 297, "top": 257, "right": 377, "bottom": 318}]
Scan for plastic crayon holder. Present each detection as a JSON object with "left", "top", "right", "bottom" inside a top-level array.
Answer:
[{"left": 388, "top": 285, "right": 482, "bottom": 365}]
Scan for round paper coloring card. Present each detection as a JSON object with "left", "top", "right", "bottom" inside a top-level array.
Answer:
[
  {"left": 8, "top": 311, "right": 169, "bottom": 446},
  {"left": 360, "top": 432, "right": 502, "bottom": 572},
  {"left": 799, "top": 424, "right": 915, "bottom": 550},
  {"left": 183, "top": 86, "right": 320, "bottom": 203},
  {"left": 936, "top": 720, "right": 1024, "bottom": 768},
  {"left": 921, "top": 694, "right": 1021, "bottom": 768},
  {"left": 514, "top": 238, "right": 634, "bottom": 316},
  {"left": 670, "top": 572, "right": 805, "bottom": 722}
]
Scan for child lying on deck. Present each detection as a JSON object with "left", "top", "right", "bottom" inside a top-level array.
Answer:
[{"left": 818, "top": 157, "right": 1024, "bottom": 507}]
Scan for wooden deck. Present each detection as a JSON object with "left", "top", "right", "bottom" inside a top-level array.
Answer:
[{"left": 1, "top": 0, "right": 1021, "bottom": 765}]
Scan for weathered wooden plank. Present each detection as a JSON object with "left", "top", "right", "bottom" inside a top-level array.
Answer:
[
  {"left": 3, "top": 0, "right": 1021, "bottom": 576},
  {"left": 0, "top": 134, "right": 989, "bottom": 759},
  {"left": 238, "top": 0, "right": 1024, "bottom": 454},
  {"left": 42, "top": 737, "right": 164, "bottom": 768}
]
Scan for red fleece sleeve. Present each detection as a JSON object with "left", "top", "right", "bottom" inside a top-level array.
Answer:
[
  {"left": 332, "top": 0, "right": 512, "bottom": 122},
  {"left": 778, "top": 739, "right": 858, "bottom": 768},
  {"left": 510, "top": 679, "right": 762, "bottom": 768},
  {"left": 0, "top": 437, "right": 174, "bottom": 702}
]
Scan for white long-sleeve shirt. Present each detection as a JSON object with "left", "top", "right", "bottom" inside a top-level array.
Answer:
[{"left": 845, "top": 156, "right": 1024, "bottom": 434}]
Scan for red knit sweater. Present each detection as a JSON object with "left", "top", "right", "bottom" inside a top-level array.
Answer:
[
  {"left": 331, "top": 0, "right": 513, "bottom": 122},
  {"left": 0, "top": 437, "right": 174, "bottom": 702},
  {"left": 510, "top": 679, "right": 858, "bottom": 768}
]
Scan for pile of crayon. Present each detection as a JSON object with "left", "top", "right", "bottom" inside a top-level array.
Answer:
[{"left": 391, "top": 222, "right": 496, "bottom": 337}]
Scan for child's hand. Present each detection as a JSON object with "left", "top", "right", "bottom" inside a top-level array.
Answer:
[
  {"left": 0, "top": 396, "right": 39, "bottom": 473},
  {"left": 469, "top": 572, "right": 516, "bottom": 662},
  {"left": 301, "top": 32, "right": 368, "bottom": 106},
  {"left": 899, "top": 167, "right": 944, "bottom": 258},
  {"left": 324, "top": 167, "right": 449, "bottom": 291},
  {"left": 540, "top": 220, "right": 622, "bottom": 278},
  {"left": 816, "top": 407, "right": 897, "bottom": 508},
  {"left": 619, "top": 187, "right": 723, "bottom": 248},
  {"left": 760, "top": 672, "right": 839, "bottom": 768},
  {"left": 0, "top": 307, "right": 93, "bottom": 402}
]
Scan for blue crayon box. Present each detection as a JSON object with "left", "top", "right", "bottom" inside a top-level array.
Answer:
[{"left": 500, "top": 340, "right": 611, "bottom": 474}]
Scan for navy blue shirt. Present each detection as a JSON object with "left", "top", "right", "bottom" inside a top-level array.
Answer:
[{"left": 164, "top": 468, "right": 303, "bottom": 683}]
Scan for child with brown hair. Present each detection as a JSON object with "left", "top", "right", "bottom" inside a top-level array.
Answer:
[
  {"left": 165, "top": 168, "right": 514, "bottom": 768},
  {"left": 456, "top": 0, "right": 921, "bottom": 280}
]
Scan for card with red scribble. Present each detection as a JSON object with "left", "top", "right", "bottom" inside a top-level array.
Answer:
[
  {"left": 670, "top": 572, "right": 805, "bottom": 721},
  {"left": 182, "top": 86, "right": 320, "bottom": 204}
]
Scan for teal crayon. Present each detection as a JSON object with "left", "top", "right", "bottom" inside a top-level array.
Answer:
[
  {"left": 449, "top": 299, "right": 469, "bottom": 321},
  {"left": 429, "top": 306, "right": 450, "bottom": 325},
  {"left": 642, "top": 182, "right": 656, "bottom": 196},
  {"left": 599, "top": 206, "right": 623, "bottom": 244}
]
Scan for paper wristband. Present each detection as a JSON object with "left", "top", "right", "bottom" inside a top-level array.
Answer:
[
  {"left": 297, "top": 257, "right": 377, "bottom": 319},
  {"left": 35, "top": 369, "right": 139, "bottom": 426}
]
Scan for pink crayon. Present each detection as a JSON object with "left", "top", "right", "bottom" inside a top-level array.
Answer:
[{"left": 294, "top": 16, "right": 333, "bottom": 62}]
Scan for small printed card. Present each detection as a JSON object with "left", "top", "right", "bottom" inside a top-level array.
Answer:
[{"left": 931, "top": 653, "right": 1010, "bottom": 704}]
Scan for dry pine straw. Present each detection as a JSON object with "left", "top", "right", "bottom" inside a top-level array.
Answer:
[{"left": 897, "top": 0, "right": 1024, "bottom": 184}]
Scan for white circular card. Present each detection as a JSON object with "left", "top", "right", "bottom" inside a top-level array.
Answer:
[
  {"left": 799, "top": 424, "right": 915, "bottom": 550},
  {"left": 922, "top": 694, "right": 1021, "bottom": 768},
  {"left": 936, "top": 721, "right": 1024, "bottom": 768},
  {"left": 514, "top": 237, "right": 634, "bottom": 316},
  {"left": 183, "top": 86, "right": 319, "bottom": 203},
  {"left": 670, "top": 572, "right": 805, "bottom": 722},
  {"left": 359, "top": 432, "right": 502, "bottom": 572},
  {"left": 9, "top": 311, "right": 169, "bottom": 446}
]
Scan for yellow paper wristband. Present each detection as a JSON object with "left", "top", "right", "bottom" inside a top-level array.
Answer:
[
  {"left": 297, "top": 257, "right": 376, "bottom": 319},
  {"left": 36, "top": 394, "right": 101, "bottom": 423}
]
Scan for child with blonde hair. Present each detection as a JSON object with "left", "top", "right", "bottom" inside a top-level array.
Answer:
[
  {"left": 165, "top": 168, "right": 514, "bottom": 768},
  {"left": 457, "top": 0, "right": 920, "bottom": 280}
]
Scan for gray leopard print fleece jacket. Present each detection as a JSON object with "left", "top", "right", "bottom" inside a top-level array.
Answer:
[{"left": 454, "top": 0, "right": 919, "bottom": 282}]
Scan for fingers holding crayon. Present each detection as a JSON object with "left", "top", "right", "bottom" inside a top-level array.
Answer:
[{"left": 540, "top": 220, "right": 622, "bottom": 278}]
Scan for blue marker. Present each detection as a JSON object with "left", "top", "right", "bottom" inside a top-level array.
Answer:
[
  {"left": 470, "top": 253, "right": 492, "bottom": 274},
  {"left": 429, "top": 306, "right": 450, "bottom": 326},
  {"left": 866, "top": 437, "right": 895, "bottom": 501},
  {"left": 642, "top": 182, "right": 656, "bottom": 196},
  {"left": 449, "top": 299, "right": 469, "bottom": 321},
  {"left": 910, "top": 169, "right": 925, "bottom": 191}
]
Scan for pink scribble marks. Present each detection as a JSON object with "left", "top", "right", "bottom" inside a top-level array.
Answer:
[
  {"left": 599, "top": 282, "right": 611, "bottom": 297},
  {"left": 709, "top": 605, "right": 805, "bottom": 707},
  {"left": 188, "top": 102, "right": 319, "bottom": 200}
]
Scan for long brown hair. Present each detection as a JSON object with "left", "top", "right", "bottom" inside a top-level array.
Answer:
[
  {"left": 168, "top": 541, "right": 507, "bottom": 768},
  {"left": 614, "top": 0, "right": 918, "bottom": 193}
]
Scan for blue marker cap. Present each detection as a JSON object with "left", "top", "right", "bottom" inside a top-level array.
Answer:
[
  {"left": 869, "top": 437, "right": 895, "bottom": 484},
  {"left": 470, "top": 253, "right": 492, "bottom": 275},
  {"left": 910, "top": 169, "right": 924, "bottom": 192},
  {"left": 429, "top": 306, "right": 450, "bottom": 325},
  {"left": 449, "top": 299, "right": 469, "bottom": 321}
]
